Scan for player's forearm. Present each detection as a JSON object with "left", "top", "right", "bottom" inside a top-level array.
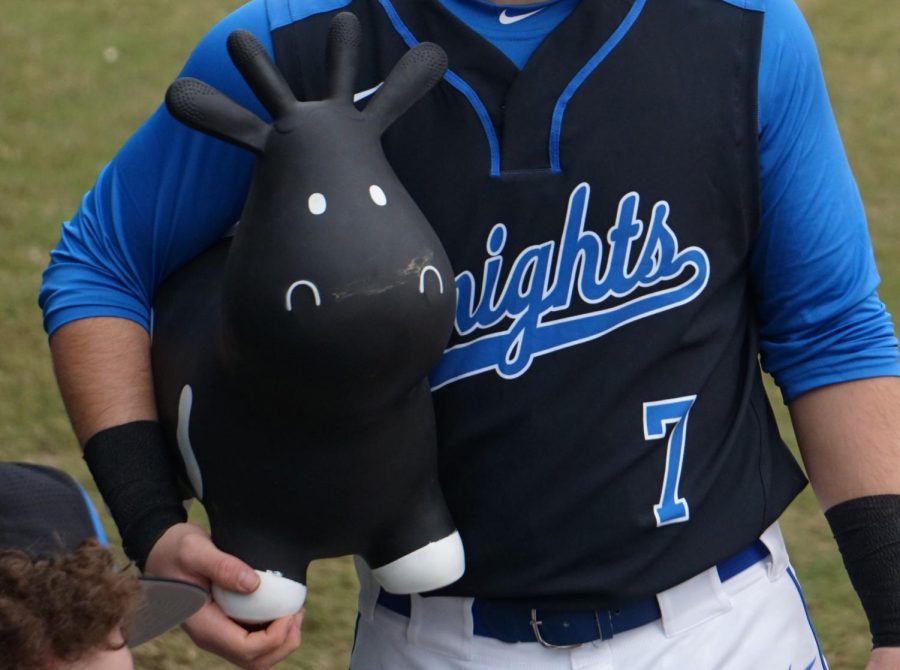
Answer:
[
  {"left": 51, "top": 317, "right": 191, "bottom": 566},
  {"left": 50, "top": 317, "right": 157, "bottom": 445},
  {"left": 789, "top": 376, "right": 900, "bottom": 509},
  {"left": 790, "top": 376, "right": 900, "bottom": 651}
]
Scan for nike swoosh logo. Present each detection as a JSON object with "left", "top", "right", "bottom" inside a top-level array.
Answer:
[
  {"left": 788, "top": 659, "right": 817, "bottom": 670},
  {"left": 498, "top": 8, "right": 546, "bottom": 25},
  {"left": 353, "top": 82, "right": 383, "bottom": 103}
]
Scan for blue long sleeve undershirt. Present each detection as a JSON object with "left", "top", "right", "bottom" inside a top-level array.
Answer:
[{"left": 38, "top": 0, "right": 899, "bottom": 403}]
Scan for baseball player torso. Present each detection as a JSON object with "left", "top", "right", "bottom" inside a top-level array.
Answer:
[{"left": 271, "top": 0, "right": 807, "bottom": 607}]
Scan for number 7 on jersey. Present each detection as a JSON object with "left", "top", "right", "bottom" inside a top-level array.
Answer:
[{"left": 643, "top": 395, "right": 697, "bottom": 527}]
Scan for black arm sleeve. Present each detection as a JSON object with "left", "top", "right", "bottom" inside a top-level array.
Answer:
[{"left": 83, "top": 421, "right": 187, "bottom": 569}]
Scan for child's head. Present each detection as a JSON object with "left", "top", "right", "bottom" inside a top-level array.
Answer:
[
  {"left": 0, "top": 538, "right": 139, "bottom": 669},
  {"left": 0, "top": 463, "right": 207, "bottom": 669}
]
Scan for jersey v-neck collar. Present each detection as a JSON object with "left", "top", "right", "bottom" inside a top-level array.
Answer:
[{"left": 377, "top": 0, "right": 645, "bottom": 176}]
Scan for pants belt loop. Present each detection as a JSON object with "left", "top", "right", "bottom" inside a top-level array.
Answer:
[
  {"left": 656, "top": 562, "right": 732, "bottom": 639},
  {"left": 354, "top": 557, "right": 379, "bottom": 623},
  {"left": 759, "top": 521, "right": 789, "bottom": 580},
  {"left": 407, "top": 594, "right": 476, "bottom": 661},
  {"left": 406, "top": 593, "right": 424, "bottom": 645}
]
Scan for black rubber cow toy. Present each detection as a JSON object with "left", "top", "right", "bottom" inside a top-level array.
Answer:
[{"left": 151, "top": 13, "right": 463, "bottom": 623}]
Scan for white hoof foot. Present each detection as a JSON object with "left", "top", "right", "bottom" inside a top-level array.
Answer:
[
  {"left": 212, "top": 570, "right": 307, "bottom": 624},
  {"left": 373, "top": 531, "right": 465, "bottom": 594}
]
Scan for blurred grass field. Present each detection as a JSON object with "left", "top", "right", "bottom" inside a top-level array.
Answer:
[{"left": 0, "top": 1, "right": 896, "bottom": 668}]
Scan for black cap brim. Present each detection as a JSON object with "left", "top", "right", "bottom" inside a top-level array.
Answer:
[{"left": 127, "top": 577, "right": 209, "bottom": 648}]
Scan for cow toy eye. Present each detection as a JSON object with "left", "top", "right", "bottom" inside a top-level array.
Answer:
[
  {"left": 369, "top": 185, "right": 387, "bottom": 207},
  {"left": 308, "top": 193, "right": 327, "bottom": 215}
]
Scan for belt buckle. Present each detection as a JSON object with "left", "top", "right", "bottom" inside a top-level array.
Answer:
[{"left": 529, "top": 608, "right": 590, "bottom": 649}]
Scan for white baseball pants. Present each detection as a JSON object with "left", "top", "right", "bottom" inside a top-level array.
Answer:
[{"left": 350, "top": 524, "right": 828, "bottom": 670}]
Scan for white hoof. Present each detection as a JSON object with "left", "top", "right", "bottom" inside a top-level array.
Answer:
[
  {"left": 212, "top": 570, "right": 307, "bottom": 624},
  {"left": 372, "top": 531, "right": 465, "bottom": 594}
]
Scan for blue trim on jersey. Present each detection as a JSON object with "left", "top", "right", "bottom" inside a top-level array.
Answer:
[
  {"left": 443, "top": 72, "right": 501, "bottom": 176},
  {"left": 266, "top": 0, "right": 352, "bottom": 30},
  {"left": 549, "top": 0, "right": 646, "bottom": 173},
  {"left": 78, "top": 485, "right": 109, "bottom": 547},
  {"left": 377, "top": 0, "right": 502, "bottom": 176},
  {"left": 787, "top": 567, "right": 828, "bottom": 669}
]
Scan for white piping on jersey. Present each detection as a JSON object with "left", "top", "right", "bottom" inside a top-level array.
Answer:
[{"left": 430, "top": 183, "right": 711, "bottom": 389}]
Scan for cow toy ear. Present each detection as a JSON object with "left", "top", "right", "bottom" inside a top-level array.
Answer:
[
  {"left": 165, "top": 77, "right": 270, "bottom": 154},
  {"left": 326, "top": 12, "right": 362, "bottom": 102},
  {"left": 164, "top": 30, "right": 300, "bottom": 155},
  {"left": 226, "top": 30, "right": 297, "bottom": 119},
  {"left": 364, "top": 42, "right": 448, "bottom": 134}
]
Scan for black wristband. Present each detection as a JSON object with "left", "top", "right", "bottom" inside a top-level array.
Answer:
[
  {"left": 83, "top": 421, "right": 187, "bottom": 569},
  {"left": 825, "top": 495, "right": 900, "bottom": 648}
]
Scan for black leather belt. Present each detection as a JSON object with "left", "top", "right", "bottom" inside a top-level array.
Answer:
[{"left": 376, "top": 540, "right": 769, "bottom": 648}]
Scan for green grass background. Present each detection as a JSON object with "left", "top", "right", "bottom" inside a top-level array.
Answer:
[{"left": 0, "top": 1, "right": 896, "bottom": 668}]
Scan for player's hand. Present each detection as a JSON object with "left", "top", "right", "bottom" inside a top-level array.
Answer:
[
  {"left": 866, "top": 647, "right": 900, "bottom": 670},
  {"left": 144, "top": 523, "right": 303, "bottom": 669}
]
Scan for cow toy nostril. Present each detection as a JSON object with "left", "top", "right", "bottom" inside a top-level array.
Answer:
[
  {"left": 419, "top": 266, "right": 445, "bottom": 295},
  {"left": 285, "top": 280, "right": 322, "bottom": 310}
]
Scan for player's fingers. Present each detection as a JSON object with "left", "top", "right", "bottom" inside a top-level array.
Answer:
[
  {"left": 291, "top": 614, "right": 303, "bottom": 646},
  {"left": 183, "top": 602, "right": 246, "bottom": 653},
  {"left": 183, "top": 601, "right": 294, "bottom": 665},
  {"left": 289, "top": 612, "right": 303, "bottom": 646},
  {"left": 245, "top": 614, "right": 303, "bottom": 670},
  {"left": 179, "top": 531, "right": 259, "bottom": 593},
  {"left": 295, "top": 608, "right": 305, "bottom": 636}
]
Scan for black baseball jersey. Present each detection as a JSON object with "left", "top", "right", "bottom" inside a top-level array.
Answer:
[
  {"left": 273, "top": 0, "right": 804, "bottom": 605},
  {"left": 270, "top": 0, "right": 806, "bottom": 608}
]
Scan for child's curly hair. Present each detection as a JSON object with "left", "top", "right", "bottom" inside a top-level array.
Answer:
[{"left": 0, "top": 539, "right": 141, "bottom": 670}]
